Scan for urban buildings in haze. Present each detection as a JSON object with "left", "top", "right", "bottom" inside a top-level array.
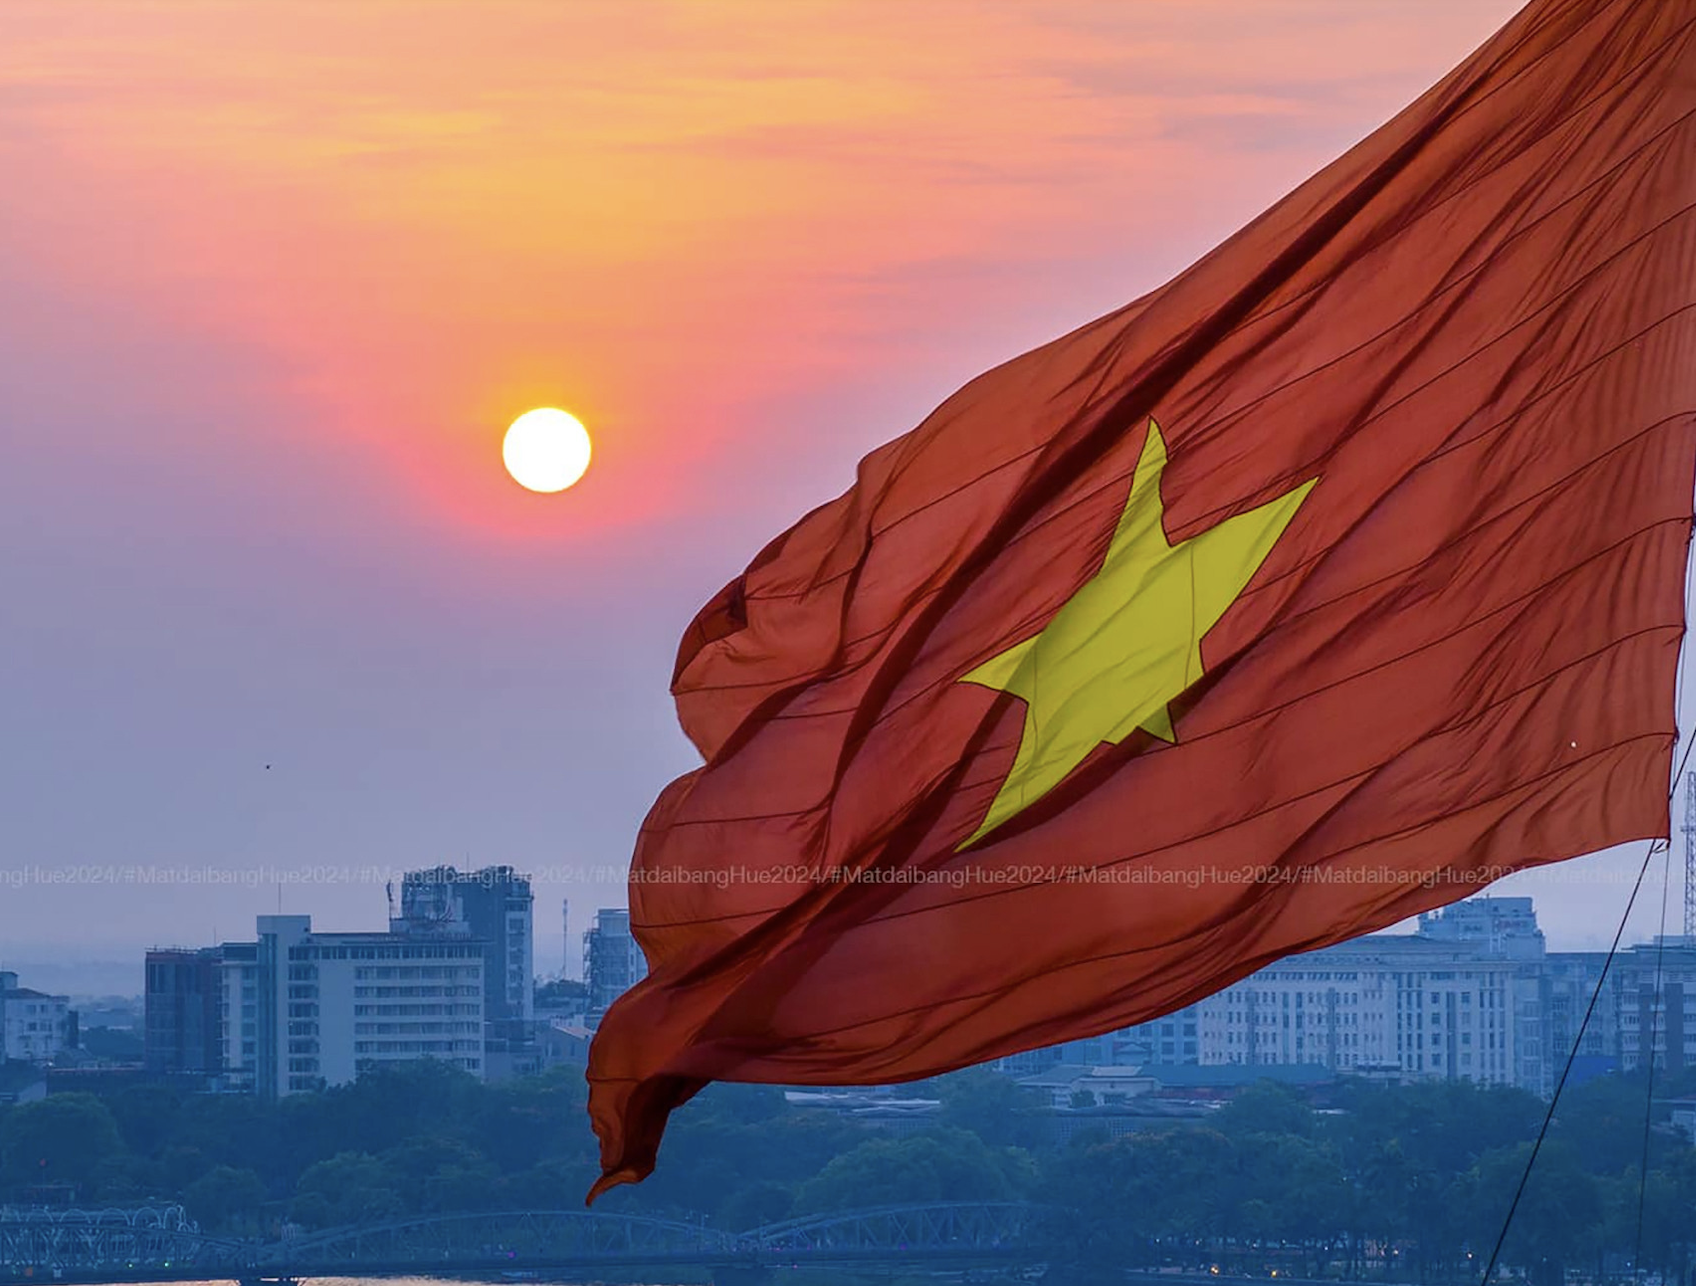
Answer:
[
  {"left": 583, "top": 907, "right": 646, "bottom": 1023},
  {"left": 129, "top": 889, "right": 1696, "bottom": 1101},
  {"left": 390, "top": 865, "right": 535, "bottom": 1036},
  {"left": 1003, "top": 898, "right": 1696, "bottom": 1098},
  {"left": 1196, "top": 931, "right": 1539, "bottom": 1088},
  {"left": 142, "top": 949, "right": 222, "bottom": 1076},
  {"left": 0, "top": 971, "right": 74, "bottom": 1063},
  {"left": 257, "top": 914, "right": 486, "bottom": 1095},
  {"left": 143, "top": 863, "right": 533, "bottom": 1094},
  {"left": 146, "top": 917, "right": 486, "bottom": 1095},
  {"left": 1608, "top": 939, "right": 1696, "bottom": 1075}
]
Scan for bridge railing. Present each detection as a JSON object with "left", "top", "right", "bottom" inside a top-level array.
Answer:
[
  {"left": 750, "top": 1201, "right": 1056, "bottom": 1261},
  {"left": 254, "top": 1208, "right": 744, "bottom": 1268},
  {"left": 2, "top": 1201, "right": 1054, "bottom": 1276},
  {"left": 0, "top": 1206, "right": 252, "bottom": 1276}
]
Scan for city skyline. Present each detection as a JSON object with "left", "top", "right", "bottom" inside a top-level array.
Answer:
[
  {"left": 9, "top": 889, "right": 1688, "bottom": 1106},
  {"left": 4, "top": 871, "right": 1691, "bottom": 1001}
]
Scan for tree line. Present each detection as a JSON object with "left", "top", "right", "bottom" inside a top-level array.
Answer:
[{"left": 0, "top": 1060, "right": 1693, "bottom": 1286}]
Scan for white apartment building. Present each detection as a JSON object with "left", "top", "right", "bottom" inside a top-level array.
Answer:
[
  {"left": 1613, "top": 940, "right": 1696, "bottom": 1073},
  {"left": 255, "top": 916, "right": 485, "bottom": 1096},
  {"left": 583, "top": 909, "right": 646, "bottom": 1024},
  {"left": 0, "top": 972, "right": 72, "bottom": 1064},
  {"left": 1198, "top": 936, "right": 1529, "bottom": 1087},
  {"left": 391, "top": 866, "right": 534, "bottom": 1031},
  {"left": 992, "top": 898, "right": 1677, "bottom": 1097},
  {"left": 217, "top": 943, "right": 260, "bottom": 1091}
]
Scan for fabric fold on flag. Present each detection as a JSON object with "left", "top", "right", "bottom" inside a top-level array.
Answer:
[{"left": 586, "top": 0, "right": 1696, "bottom": 1200}]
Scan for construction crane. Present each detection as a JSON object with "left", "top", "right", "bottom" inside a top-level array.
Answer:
[{"left": 1683, "top": 773, "right": 1696, "bottom": 939}]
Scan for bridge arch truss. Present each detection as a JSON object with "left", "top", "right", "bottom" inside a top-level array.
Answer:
[
  {"left": 3, "top": 1201, "right": 1054, "bottom": 1280},
  {"left": 750, "top": 1201, "right": 1053, "bottom": 1264},
  {"left": 258, "top": 1208, "right": 740, "bottom": 1270}
]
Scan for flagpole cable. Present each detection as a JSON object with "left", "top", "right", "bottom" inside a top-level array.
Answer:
[
  {"left": 1478, "top": 512, "right": 1689, "bottom": 1286},
  {"left": 1634, "top": 515, "right": 1696, "bottom": 1285},
  {"left": 1631, "top": 843, "right": 1673, "bottom": 1284},
  {"left": 1476, "top": 834, "right": 1663, "bottom": 1286}
]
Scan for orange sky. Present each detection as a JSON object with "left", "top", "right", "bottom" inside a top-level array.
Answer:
[
  {"left": 3, "top": 0, "right": 1521, "bottom": 544},
  {"left": 27, "top": 0, "right": 1670, "bottom": 982}
]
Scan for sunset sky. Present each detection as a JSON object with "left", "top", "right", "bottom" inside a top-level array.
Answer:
[{"left": 7, "top": 0, "right": 1676, "bottom": 992}]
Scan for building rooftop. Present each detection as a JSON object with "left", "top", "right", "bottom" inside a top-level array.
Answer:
[
  {"left": 1138, "top": 1063, "right": 1334, "bottom": 1089},
  {"left": 1013, "top": 1062, "right": 1095, "bottom": 1090},
  {"left": 1058, "top": 1097, "right": 1213, "bottom": 1119},
  {"left": 783, "top": 1089, "right": 942, "bottom": 1110}
]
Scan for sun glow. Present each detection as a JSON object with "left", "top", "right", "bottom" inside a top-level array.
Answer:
[{"left": 502, "top": 408, "right": 592, "bottom": 493}]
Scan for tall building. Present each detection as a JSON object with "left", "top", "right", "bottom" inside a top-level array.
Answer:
[
  {"left": 1417, "top": 897, "right": 1546, "bottom": 959},
  {"left": 998, "top": 900, "right": 1552, "bottom": 1083},
  {"left": 995, "top": 1004, "right": 1203, "bottom": 1076},
  {"left": 1613, "top": 938, "right": 1696, "bottom": 1074},
  {"left": 1118, "top": 1005, "right": 1203, "bottom": 1065},
  {"left": 969, "top": 897, "right": 1686, "bottom": 1097},
  {"left": 393, "top": 866, "right": 535, "bottom": 1034},
  {"left": 0, "top": 972, "right": 73, "bottom": 1064},
  {"left": 987, "top": 897, "right": 1691, "bottom": 1096},
  {"left": 144, "top": 948, "right": 223, "bottom": 1075},
  {"left": 1198, "top": 940, "right": 1402, "bottom": 1075},
  {"left": 1199, "top": 934, "right": 1532, "bottom": 1086},
  {"left": 561, "top": 897, "right": 570, "bottom": 979},
  {"left": 1181, "top": 899, "right": 1561, "bottom": 1093},
  {"left": 583, "top": 908, "right": 646, "bottom": 1023},
  {"left": 1416, "top": 897, "right": 1549, "bottom": 1092},
  {"left": 217, "top": 941, "right": 260, "bottom": 1092},
  {"left": 255, "top": 915, "right": 485, "bottom": 1096},
  {"left": 1541, "top": 949, "right": 1616, "bottom": 1074},
  {"left": 147, "top": 915, "right": 489, "bottom": 1097}
]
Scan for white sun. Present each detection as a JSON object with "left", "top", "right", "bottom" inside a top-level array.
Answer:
[{"left": 503, "top": 408, "right": 592, "bottom": 493}]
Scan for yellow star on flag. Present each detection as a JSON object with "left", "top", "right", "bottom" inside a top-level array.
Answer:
[{"left": 959, "top": 419, "right": 1315, "bottom": 847}]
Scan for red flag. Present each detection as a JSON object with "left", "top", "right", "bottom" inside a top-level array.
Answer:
[{"left": 588, "top": 0, "right": 1696, "bottom": 1198}]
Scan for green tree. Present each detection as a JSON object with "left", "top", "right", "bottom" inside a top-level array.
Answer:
[
  {"left": 460, "top": 1068, "right": 587, "bottom": 1173},
  {"left": 534, "top": 978, "right": 587, "bottom": 1008},
  {"left": 1329, "top": 1079, "right": 1542, "bottom": 1179},
  {"left": 1041, "top": 1126, "right": 1242, "bottom": 1279},
  {"left": 795, "top": 1127, "right": 1033, "bottom": 1213},
  {"left": 717, "top": 1179, "right": 795, "bottom": 1231},
  {"left": 1600, "top": 1150, "right": 1696, "bottom": 1286},
  {"left": 930, "top": 1068, "right": 1044, "bottom": 1149},
  {"left": 1552, "top": 1072, "right": 1677, "bottom": 1177},
  {"left": 1324, "top": 1077, "right": 1543, "bottom": 1278},
  {"left": 171, "top": 1092, "right": 282, "bottom": 1171},
  {"left": 378, "top": 1136, "right": 499, "bottom": 1213},
  {"left": 1464, "top": 1143, "right": 1601, "bottom": 1286},
  {"left": 182, "top": 1165, "right": 269, "bottom": 1233},
  {"left": 623, "top": 1091, "right": 865, "bottom": 1225},
  {"left": 1215, "top": 1080, "right": 1316, "bottom": 1139},
  {"left": 291, "top": 1152, "right": 406, "bottom": 1228},
  {"left": 1237, "top": 1132, "right": 1351, "bottom": 1273},
  {"left": 105, "top": 1085, "right": 186, "bottom": 1157},
  {"left": 500, "top": 1155, "right": 603, "bottom": 1211},
  {"left": 0, "top": 1092, "right": 126, "bottom": 1193},
  {"left": 158, "top": 1143, "right": 215, "bottom": 1191},
  {"left": 86, "top": 1152, "right": 164, "bottom": 1204}
]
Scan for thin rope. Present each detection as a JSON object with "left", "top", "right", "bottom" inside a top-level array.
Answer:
[
  {"left": 1477, "top": 836, "right": 1663, "bottom": 1286},
  {"left": 1487, "top": 513, "right": 1696, "bottom": 1286},
  {"left": 1631, "top": 842, "right": 1673, "bottom": 1283}
]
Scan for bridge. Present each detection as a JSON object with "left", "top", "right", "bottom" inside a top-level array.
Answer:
[{"left": 0, "top": 1201, "right": 1055, "bottom": 1284}]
